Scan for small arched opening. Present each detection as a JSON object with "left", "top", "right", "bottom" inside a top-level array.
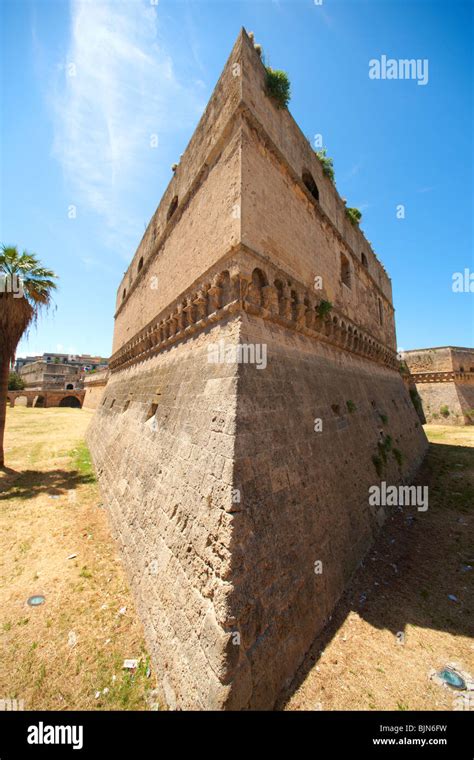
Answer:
[
  {"left": 341, "top": 253, "right": 351, "bottom": 289},
  {"left": 138, "top": 256, "right": 144, "bottom": 273},
  {"left": 59, "top": 396, "right": 82, "bottom": 408},
  {"left": 34, "top": 396, "right": 45, "bottom": 408},
  {"left": 361, "top": 252, "right": 369, "bottom": 269},
  {"left": 66, "top": 383, "right": 74, "bottom": 390},
  {"left": 302, "top": 170, "right": 319, "bottom": 202},
  {"left": 274, "top": 279, "right": 285, "bottom": 317},
  {"left": 248, "top": 268, "right": 267, "bottom": 306}
]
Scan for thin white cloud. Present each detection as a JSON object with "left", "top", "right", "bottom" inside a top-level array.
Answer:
[
  {"left": 51, "top": 0, "right": 204, "bottom": 254},
  {"left": 343, "top": 161, "right": 363, "bottom": 181}
]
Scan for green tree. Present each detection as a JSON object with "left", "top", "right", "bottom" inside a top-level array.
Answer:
[
  {"left": 0, "top": 246, "right": 57, "bottom": 467},
  {"left": 8, "top": 372, "right": 25, "bottom": 391}
]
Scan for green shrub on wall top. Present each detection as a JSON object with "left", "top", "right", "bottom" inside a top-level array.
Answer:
[
  {"left": 315, "top": 149, "right": 335, "bottom": 182},
  {"left": 265, "top": 67, "right": 291, "bottom": 109},
  {"left": 345, "top": 207, "right": 362, "bottom": 226}
]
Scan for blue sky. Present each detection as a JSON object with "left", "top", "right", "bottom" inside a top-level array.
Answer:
[{"left": 1, "top": 0, "right": 472, "bottom": 358}]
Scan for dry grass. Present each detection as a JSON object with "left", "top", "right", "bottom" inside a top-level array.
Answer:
[
  {"left": 0, "top": 407, "right": 159, "bottom": 711},
  {"left": 1, "top": 409, "right": 472, "bottom": 712},
  {"left": 281, "top": 424, "right": 474, "bottom": 710}
]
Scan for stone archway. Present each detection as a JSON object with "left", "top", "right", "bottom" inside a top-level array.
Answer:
[
  {"left": 15, "top": 395, "right": 28, "bottom": 407},
  {"left": 34, "top": 396, "right": 46, "bottom": 408},
  {"left": 59, "top": 396, "right": 82, "bottom": 408}
]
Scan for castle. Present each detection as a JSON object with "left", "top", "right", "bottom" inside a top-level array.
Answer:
[
  {"left": 87, "top": 30, "right": 428, "bottom": 709},
  {"left": 402, "top": 346, "right": 474, "bottom": 425}
]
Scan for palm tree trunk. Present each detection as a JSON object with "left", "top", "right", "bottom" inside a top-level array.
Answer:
[{"left": 0, "top": 355, "right": 9, "bottom": 468}]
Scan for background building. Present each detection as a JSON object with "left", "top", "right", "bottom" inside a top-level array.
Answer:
[
  {"left": 16, "top": 353, "right": 109, "bottom": 391},
  {"left": 401, "top": 347, "right": 474, "bottom": 425}
]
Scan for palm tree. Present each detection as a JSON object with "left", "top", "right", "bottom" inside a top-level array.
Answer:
[{"left": 0, "top": 245, "right": 57, "bottom": 467}]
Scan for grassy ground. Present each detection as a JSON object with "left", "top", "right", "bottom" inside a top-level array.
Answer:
[
  {"left": 282, "top": 424, "right": 474, "bottom": 710},
  {"left": 1, "top": 410, "right": 472, "bottom": 711},
  {"left": 0, "top": 407, "right": 158, "bottom": 711}
]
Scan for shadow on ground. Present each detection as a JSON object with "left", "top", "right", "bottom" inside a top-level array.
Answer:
[
  {"left": 277, "top": 440, "right": 474, "bottom": 708},
  {"left": 0, "top": 468, "right": 95, "bottom": 501}
]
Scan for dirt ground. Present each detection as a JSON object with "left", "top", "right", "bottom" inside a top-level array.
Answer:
[
  {"left": 0, "top": 407, "right": 158, "bottom": 711},
  {"left": 282, "top": 424, "right": 474, "bottom": 711},
  {"left": 0, "top": 410, "right": 472, "bottom": 711}
]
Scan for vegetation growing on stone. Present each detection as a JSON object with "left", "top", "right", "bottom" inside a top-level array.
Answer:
[
  {"left": 315, "top": 148, "right": 335, "bottom": 182},
  {"left": 346, "top": 400, "right": 357, "bottom": 413},
  {"left": 372, "top": 455, "right": 383, "bottom": 477},
  {"left": 345, "top": 207, "right": 362, "bottom": 226},
  {"left": 377, "top": 434, "right": 393, "bottom": 464},
  {"left": 393, "top": 448, "right": 403, "bottom": 467},
  {"left": 265, "top": 67, "right": 291, "bottom": 109},
  {"left": 316, "top": 299, "right": 333, "bottom": 318}
]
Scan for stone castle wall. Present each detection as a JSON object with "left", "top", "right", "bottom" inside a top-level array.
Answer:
[
  {"left": 112, "top": 30, "right": 394, "bottom": 355},
  {"left": 88, "top": 318, "right": 241, "bottom": 709},
  {"left": 402, "top": 347, "right": 474, "bottom": 425},
  {"left": 413, "top": 379, "right": 474, "bottom": 425},
  {"left": 87, "top": 29, "right": 429, "bottom": 709},
  {"left": 232, "top": 312, "right": 426, "bottom": 708},
  {"left": 83, "top": 370, "right": 109, "bottom": 410}
]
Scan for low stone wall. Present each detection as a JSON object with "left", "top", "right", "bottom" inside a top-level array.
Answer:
[
  {"left": 413, "top": 377, "right": 474, "bottom": 425},
  {"left": 83, "top": 371, "right": 109, "bottom": 410}
]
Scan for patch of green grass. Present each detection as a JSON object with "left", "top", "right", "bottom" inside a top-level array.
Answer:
[
  {"left": 346, "top": 400, "right": 357, "bottom": 414},
  {"left": 79, "top": 565, "right": 93, "bottom": 579},
  {"left": 69, "top": 442, "right": 96, "bottom": 481}
]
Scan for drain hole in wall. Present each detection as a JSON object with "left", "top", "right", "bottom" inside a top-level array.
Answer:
[{"left": 331, "top": 404, "right": 341, "bottom": 416}]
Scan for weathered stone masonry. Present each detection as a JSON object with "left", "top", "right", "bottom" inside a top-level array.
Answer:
[
  {"left": 402, "top": 347, "right": 474, "bottom": 425},
  {"left": 87, "top": 29, "right": 428, "bottom": 709}
]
